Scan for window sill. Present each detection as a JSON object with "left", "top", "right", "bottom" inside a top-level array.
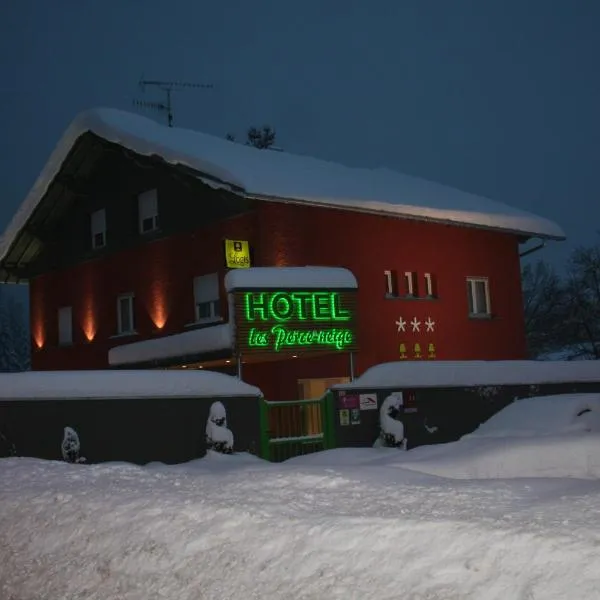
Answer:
[
  {"left": 139, "top": 227, "right": 162, "bottom": 237},
  {"left": 468, "top": 313, "right": 493, "bottom": 320},
  {"left": 110, "top": 331, "right": 139, "bottom": 340}
]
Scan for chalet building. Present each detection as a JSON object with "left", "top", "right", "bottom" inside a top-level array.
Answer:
[{"left": 0, "top": 108, "right": 564, "bottom": 400}]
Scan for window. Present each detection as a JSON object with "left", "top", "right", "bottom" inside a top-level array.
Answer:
[
  {"left": 138, "top": 189, "right": 159, "bottom": 233},
  {"left": 58, "top": 306, "right": 73, "bottom": 345},
  {"left": 91, "top": 209, "right": 106, "bottom": 249},
  {"left": 117, "top": 294, "right": 135, "bottom": 334},
  {"left": 193, "top": 273, "right": 220, "bottom": 322},
  {"left": 467, "top": 278, "right": 491, "bottom": 316},
  {"left": 404, "top": 271, "right": 418, "bottom": 296}
]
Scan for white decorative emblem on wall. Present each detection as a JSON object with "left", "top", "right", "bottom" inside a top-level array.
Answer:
[
  {"left": 410, "top": 317, "right": 421, "bottom": 332},
  {"left": 395, "top": 317, "right": 407, "bottom": 332},
  {"left": 395, "top": 316, "right": 436, "bottom": 334}
]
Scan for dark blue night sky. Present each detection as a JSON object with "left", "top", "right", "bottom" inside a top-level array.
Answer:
[{"left": 1, "top": 0, "right": 599, "bottom": 268}]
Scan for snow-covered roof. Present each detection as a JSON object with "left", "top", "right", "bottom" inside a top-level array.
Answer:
[
  {"left": 108, "top": 323, "right": 232, "bottom": 367},
  {"left": 0, "top": 108, "right": 564, "bottom": 262},
  {"left": 224, "top": 267, "right": 357, "bottom": 291},
  {"left": 334, "top": 360, "right": 600, "bottom": 390},
  {"left": 0, "top": 368, "right": 261, "bottom": 400}
]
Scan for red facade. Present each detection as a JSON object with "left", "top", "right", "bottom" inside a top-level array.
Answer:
[{"left": 29, "top": 200, "right": 527, "bottom": 398}]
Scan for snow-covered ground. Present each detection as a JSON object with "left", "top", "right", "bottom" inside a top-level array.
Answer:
[{"left": 2, "top": 394, "right": 600, "bottom": 600}]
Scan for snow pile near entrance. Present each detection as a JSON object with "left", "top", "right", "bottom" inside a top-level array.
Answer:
[{"left": 0, "top": 107, "right": 564, "bottom": 262}]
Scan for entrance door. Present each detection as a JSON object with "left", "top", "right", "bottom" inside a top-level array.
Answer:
[{"left": 298, "top": 377, "right": 350, "bottom": 435}]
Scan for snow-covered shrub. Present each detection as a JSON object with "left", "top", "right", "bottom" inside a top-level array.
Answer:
[
  {"left": 374, "top": 393, "right": 406, "bottom": 449},
  {"left": 205, "top": 401, "right": 234, "bottom": 454},
  {"left": 61, "top": 426, "right": 86, "bottom": 464}
]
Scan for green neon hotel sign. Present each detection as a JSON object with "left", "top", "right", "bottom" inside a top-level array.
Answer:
[{"left": 238, "top": 290, "right": 356, "bottom": 353}]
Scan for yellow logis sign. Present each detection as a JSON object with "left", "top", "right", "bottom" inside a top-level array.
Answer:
[{"left": 224, "top": 239, "right": 251, "bottom": 269}]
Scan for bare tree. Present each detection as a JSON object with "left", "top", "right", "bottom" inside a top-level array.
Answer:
[
  {"left": 246, "top": 125, "right": 276, "bottom": 149},
  {"left": 522, "top": 260, "right": 570, "bottom": 357},
  {"left": 563, "top": 243, "right": 600, "bottom": 359},
  {"left": 225, "top": 125, "right": 277, "bottom": 149}
]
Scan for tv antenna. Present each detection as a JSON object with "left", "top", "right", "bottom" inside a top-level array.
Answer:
[{"left": 133, "top": 77, "right": 213, "bottom": 127}]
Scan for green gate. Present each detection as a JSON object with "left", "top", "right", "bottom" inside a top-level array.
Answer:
[{"left": 259, "top": 392, "right": 336, "bottom": 462}]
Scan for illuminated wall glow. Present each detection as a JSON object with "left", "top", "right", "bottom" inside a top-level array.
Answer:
[
  {"left": 31, "top": 281, "right": 46, "bottom": 349},
  {"left": 148, "top": 275, "right": 169, "bottom": 330},
  {"left": 81, "top": 269, "right": 98, "bottom": 342}
]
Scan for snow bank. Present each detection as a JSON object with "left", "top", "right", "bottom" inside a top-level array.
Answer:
[
  {"left": 393, "top": 434, "right": 600, "bottom": 480},
  {"left": 0, "top": 107, "right": 564, "bottom": 262},
  {"left": 108, "top": 323, "right": 232, "bottom": 366},
  {"left": 224, "top": 266, "right": 358, "bottom": 290},
  {"left": 0, "top": 369, "right": 261, "bottom": 399},
  {"left": 1, "top": 455, "right": 600, "bottom": 599},
  {"left": 467, "top": 394, "right": 600, "bottom": 438},
  {"left": 336, "top": 359, "right": 600, "bottom": 389},
  {"left": 377, "top": 394, "right": 600, "bottom": 480}
]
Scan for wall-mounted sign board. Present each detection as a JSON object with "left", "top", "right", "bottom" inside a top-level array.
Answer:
[
  {"left": 224, "top": 239, "right": 251, "bottom": 269},
  {"left": 233, "top": 289, "right": 358, "bottom": 355}
]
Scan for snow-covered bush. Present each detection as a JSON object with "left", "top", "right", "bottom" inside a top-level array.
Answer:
[
  {"left": 374, "top": 393, "right": 406, "bottom": 449},
  {"left": 61, "top": 426, "right": 86, "bottom": 464},
  {"left": 205, "top": 401, "right": 234, "bottom": 454}
]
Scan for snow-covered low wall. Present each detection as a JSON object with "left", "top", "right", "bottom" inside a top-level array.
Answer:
[
  {"left": 0, "top": 370, "right": 263, "bottom": 464},
  {"left": 330, "top": 369, "right": 600, "bottom": 451}
]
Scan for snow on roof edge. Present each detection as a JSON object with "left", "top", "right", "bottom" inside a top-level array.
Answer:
[
  {"left": 0, "top": 369, "right": 262, "bottom": 400},
  {"left": 334, "top": 360, "right": 600, "bottom": 390},
  {"left": 0, "top": 107, "right": 566, "bottom": 264},
  {"left": 225, "top": 267, "right": 358, "bottom": 291}
]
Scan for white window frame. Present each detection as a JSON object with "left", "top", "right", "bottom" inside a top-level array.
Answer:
[
  {"left": 138, "top": 189, "right": 159, "bottom": 234},
  {"left": 193, "top": 273, "right": 221, "bottom": 323},
  {"left": 58, "top": 306, "right": 73, "bottom": 346},
  {"left": 466, "top": 277, "right": 491, "bottom": 316},
  {"left": 117, "top": 294, "right": 135, "bottom": 334},
  {"left": 91, "top": 209, "right": 106, "bottom": 249}
]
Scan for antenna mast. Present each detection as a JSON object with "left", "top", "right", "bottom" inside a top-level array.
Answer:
[{"left": 134, "top": 77, "right": 213, "bottom": 127}]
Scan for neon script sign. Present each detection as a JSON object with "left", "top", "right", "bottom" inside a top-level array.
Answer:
[{"left": 235, "top": 290, "right": 358, "bottom": 355}]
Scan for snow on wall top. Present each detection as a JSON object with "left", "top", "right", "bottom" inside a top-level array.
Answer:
[
  {"left": 0, "top": 368, "right": 261, "bottom": 400},
  {"left": 334, "top": 360, "right": 600, "bottom": 390},
  {"left": 0, "top": 108, "right": 564, "bottom": 261},
  {"left": 224, "top": 267, "right": 358, "bottom": 291}
]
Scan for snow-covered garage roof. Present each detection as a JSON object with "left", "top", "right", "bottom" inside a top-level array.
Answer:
[
  {"left": 0, "top": 107, "right": 564, "bottom": 264},
  {"left": 0, "top": 368, "right": 261, "bottom": 399}
]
